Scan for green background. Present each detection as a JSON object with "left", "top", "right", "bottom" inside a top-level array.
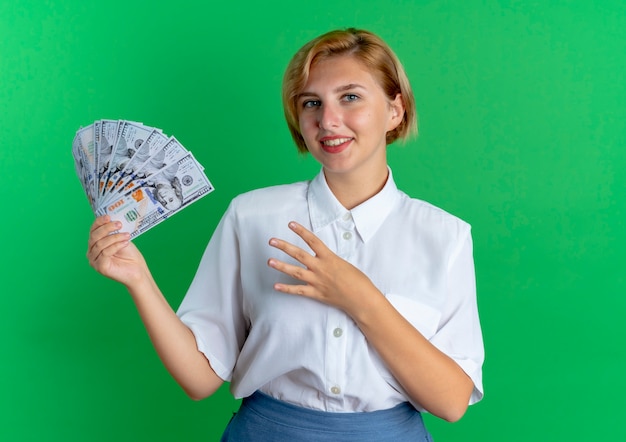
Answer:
[{"left": 1, "top": 0, "right": 624, "bottom": 440}]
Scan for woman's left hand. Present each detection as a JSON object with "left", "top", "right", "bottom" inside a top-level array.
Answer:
[{"left": 268, "top": 221, "right": 379, "bottom": 315}]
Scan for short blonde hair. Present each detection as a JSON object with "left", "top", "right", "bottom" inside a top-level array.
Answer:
[{"left": 282, "top": 28, "right": 417, "bottom": 153}]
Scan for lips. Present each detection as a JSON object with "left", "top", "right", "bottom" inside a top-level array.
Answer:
[{"left": 320, "top": 136, "right": 353, "bottom": 153}]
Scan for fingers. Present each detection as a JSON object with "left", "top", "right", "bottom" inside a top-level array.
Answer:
[
  {"left": 268, "top": 221, "right": 331, "bottom": 298},
  {"left": 268, "top": 221, "right": 327, "bottom": 264},
  {"left": 88, "top": 216, "right": 110, "bottom": 241},
  {"left": 286, "top": 221, "right": 329, "bottom": 257},
  {"left": 268, "top": 255, "right": 316, "bottom": 297},
  {"left": 267, "top": 222, "right": 314, "bottom": 293},
  {"left": 88, "top": 216, "right": 120, "bottom": 249},
  {"left": 273, "top": 280, "right": 311, "bottom": 297},
  {"left": 87, "top": 216, "right": 130, "bottom": 264},
  {"left": 89, "top": 215, "right": 111, "bottom": 234},
  {"left": 267, "top": 256, "right": 312, "bottom": 285},
  {"left": 268, "top": 222, "right": 374, "bottom": 312},
  {"left": 269, "top": 238, "right": 314, "bottom": 271}
]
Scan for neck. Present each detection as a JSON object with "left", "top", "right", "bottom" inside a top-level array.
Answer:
[{"left": 323, "top": 164, "right": 389, "bottom": 210}]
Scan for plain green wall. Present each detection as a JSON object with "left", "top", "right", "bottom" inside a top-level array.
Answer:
[{"left": 1, "top": 1, "right": 624, "bottom": 440}]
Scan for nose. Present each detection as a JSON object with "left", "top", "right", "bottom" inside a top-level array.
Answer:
[{"left": 318, "top": 103, "right": 340, "bottom": 130}]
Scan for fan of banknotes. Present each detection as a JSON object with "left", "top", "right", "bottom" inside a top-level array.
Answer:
[{"left": 72, "top": 119, "right": 214, "bottom": 239}]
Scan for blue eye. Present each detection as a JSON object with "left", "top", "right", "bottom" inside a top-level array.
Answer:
[
  {"left": 303, "top": 100, "right": 321, "bottom": 108},
  {"left": 343, "top": 94, "right": 359, "bottom": 102}
]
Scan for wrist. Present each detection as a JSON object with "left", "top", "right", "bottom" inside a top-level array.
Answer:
[
  {"left": 347, "top": 283, "right": 388, "bottom": 328},
  {"left": 125, "top": 268, "right": 158, "bottom": 299}
]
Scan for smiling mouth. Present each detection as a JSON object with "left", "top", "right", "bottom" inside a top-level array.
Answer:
[{"left": 321, "top": 137, "right": 353, "bottom": 147}]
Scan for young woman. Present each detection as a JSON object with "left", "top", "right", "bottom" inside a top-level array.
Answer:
[{"left": 87, "top": 28, "right": 484, "bottom": 441}]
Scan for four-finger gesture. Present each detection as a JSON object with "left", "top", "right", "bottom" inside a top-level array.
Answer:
[{"left": 268, "top": 221, "right": 381, "bottom": 317}]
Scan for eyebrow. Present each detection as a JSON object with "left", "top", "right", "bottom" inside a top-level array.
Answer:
[{"left": 297, "top": 83, "right": 366, "bottom": 99}]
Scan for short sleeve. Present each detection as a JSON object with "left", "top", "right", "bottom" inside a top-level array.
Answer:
[
  {"left": 176, "top": 203, "right": 246, "bottom": 381},
  {"left": 430, "top": 228, "right": 485, "bottom": 404}
]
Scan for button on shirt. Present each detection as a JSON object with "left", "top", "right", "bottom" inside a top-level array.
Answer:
[{"left": 177, "top": 169, "right": 484, "bottom": 412}]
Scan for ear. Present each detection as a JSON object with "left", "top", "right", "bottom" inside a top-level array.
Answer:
[{"left": 387, "top": 93, "right": 405, "bottom": 132}]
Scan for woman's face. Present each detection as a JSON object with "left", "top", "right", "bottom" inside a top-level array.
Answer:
[{"left": 297, "top": 55, "right": 403, "bottom": 180}]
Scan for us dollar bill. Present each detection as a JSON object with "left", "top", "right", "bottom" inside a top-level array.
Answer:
[
  {"left": 101, "top": 134, "right": 187, "bottom": 205},
  {"left": 74, "top": 124, "right": 97, "bottom": 209},
  {"left": 95, "top": 119, "right": 122, "bottom": 202},
  {"left": 103, "top": 129, "right": 170, "bottom": 202},
  {"left": 101, "top": 123, "right": 165, "bottom": 201},
  {"left": 97, "top": 152, "right": 214, "bottom": 238},
  {"left": 74, "top": 119, "right": 214, "bottom": 238}
]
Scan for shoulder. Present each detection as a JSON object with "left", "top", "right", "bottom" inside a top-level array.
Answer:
[
  {"left": 231, "top": 180, "right": 309, "bottom": 207},
  {"left": 395, "top": 191, "right": 471, "bottom": 238},
  {"left": 227, "top": 180, "right": 310, "bottom": 218}
]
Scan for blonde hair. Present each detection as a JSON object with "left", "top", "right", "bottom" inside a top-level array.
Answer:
[{"left": 282, "top": 28, "right": 417, "bottom": 153}]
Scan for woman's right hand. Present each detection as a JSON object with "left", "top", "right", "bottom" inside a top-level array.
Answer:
[{"left": 87, "top": 215, "right": 149, "bottom": 288}]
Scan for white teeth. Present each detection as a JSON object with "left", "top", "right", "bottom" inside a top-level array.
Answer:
[{"left": 322, "top": 138, "right": 351, "bottom": 147}]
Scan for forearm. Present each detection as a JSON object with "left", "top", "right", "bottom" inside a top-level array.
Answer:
[
  {"left": 352, "top": 289, "right": 474, "bottom": 422},
  {"left": 126, "top": 273, "right": 223, "bottom": 400},
  {"left": 87, "top": 217, "right": 223, "bottom": 399}
]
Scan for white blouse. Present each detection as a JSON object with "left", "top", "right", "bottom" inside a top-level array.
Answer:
[{"left": 177, "top": 169, "right": 484, "bottom": 412}]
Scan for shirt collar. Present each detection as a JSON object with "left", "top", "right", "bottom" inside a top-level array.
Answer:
[{"left": 307, "top": 167, "right": 400, "bottom": 243}]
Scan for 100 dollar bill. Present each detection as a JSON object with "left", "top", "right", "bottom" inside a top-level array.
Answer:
[{"left": 97, "top": 152, "right": 214, "bottom": 238}]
